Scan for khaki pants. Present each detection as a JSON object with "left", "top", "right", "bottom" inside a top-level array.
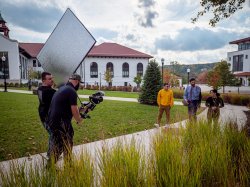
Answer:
[{"left": 157, "top": 105, "right": 171, "bottom": 125}]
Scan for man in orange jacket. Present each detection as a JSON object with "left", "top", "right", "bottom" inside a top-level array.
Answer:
[{"left": 155, "top": 83, "right": 174, "bottom": 128}]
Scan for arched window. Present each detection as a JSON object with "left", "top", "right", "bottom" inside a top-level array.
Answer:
[
  {"left": 106, "top": 62, "right": 114, "bottom": 78},
  {"left": 122, "top": 62, "right": 129, "bottom": 77},
  {"left": 90, "top": 62, "right": 98, "bottom": 78},
  {"left": 137, "top": 63, "right": 143, "bottom": 76}
]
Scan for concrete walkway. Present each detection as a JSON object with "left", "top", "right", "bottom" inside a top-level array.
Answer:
[{"left": 0, "top": 89, "right": 249, "bottom": 177}]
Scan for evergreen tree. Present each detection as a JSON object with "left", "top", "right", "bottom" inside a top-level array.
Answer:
[{"left": 139, "top": 59, "right": 162, "bottom": 105}]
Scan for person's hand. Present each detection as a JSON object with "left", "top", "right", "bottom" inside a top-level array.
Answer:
[{"left": 212, "top": 106, "right": 217, "bottom": 110}]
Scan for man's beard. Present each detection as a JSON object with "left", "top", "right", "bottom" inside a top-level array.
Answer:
[{"left": 74, "top": 82, "right": 80, "bottom": 90}]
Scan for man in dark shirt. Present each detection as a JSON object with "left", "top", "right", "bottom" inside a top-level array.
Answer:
[
  {"left": 47, "top": 73, "right": 84, "bottom": 165},
  {"left": 37, "top": 72, "right": 56, "bottom": 131}
]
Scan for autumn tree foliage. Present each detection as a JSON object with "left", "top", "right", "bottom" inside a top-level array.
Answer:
[
  {"left": 192, "top": 0, "right": 247, "bottom": 26},
  {"left": 207, "top": 70, "right": 221, "bottom": 89},
  {"left": 207, "top": 60, "right": 236, "bottom": 92},
  {"left": 104, "top": 67, "right": 113, "bottom": 87},
  {"left": 197, "top": 71, "right": 208, "bottom": 84}
]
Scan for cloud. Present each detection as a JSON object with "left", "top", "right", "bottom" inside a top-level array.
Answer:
[
  {"left": 135, "top": 0, "right": 158, "bottom": 28},
  {"left": 138, "top": 0, "right": 156, "bottom": 8},
  {"left": 91, "top": 28, "right": 118, "bottom": 40},
  {"left": 0, "top": 1, "right": 62, "bottom": 33},
  {"left": 154, "top": 27, "right": 241, "bottom": 52}
]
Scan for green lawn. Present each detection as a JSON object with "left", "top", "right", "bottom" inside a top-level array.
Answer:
[{"left": 0, "top": 92, "right": 188, "bottom": 161}]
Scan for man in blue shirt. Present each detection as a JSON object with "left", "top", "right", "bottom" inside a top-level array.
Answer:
[{"left": 183, "top": 78, "right": 202, "bottom": 122}]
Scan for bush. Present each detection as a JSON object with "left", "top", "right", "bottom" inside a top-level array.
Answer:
[
  {"left": 139, "top": 60, "right": 162, "bottom": 105},
  {"left": 221, "top": 93, "right": 250, "bottom": 106}
]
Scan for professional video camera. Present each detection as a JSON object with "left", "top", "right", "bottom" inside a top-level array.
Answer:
[{"left": 79, "top": 91, "right": 105, "bottom": 119}]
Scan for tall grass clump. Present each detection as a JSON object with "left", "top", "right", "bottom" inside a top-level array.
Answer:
[
  {"left": 98, "top": 139, "right": 146, "bottom": 187},
  {"left": 0, "top": 151, "right": 95, "bottom": 187},
  {"left": 152, "top": 129, "right": 190, "bottom": 186},
  {"left": 1, "top": 121, "right": 249, "bottom": 186},
  {"left": 224, "top": 123, "right": 250, "bottom": 186},
  {"left": 182, "top": 121, "right": 229, "bottom": 186}
]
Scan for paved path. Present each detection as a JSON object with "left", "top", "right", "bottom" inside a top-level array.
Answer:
[{"left": 0, "top": 89, "right": 249, "bottom": 178}]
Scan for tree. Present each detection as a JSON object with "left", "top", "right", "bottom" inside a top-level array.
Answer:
[
  {"left": 192, "top": 0, "right": 246, "bottom": 26},
  {"left": 104, "top": 67, "right": 113, "bottom": 87},
  {"left": 207, "top": 60, "right": 236, "bottom": 92},
  {"left": 139, "top": 59, "right": 162, "bottom": 105},
  {"left": 133, "top": 75, "right": 142, "bottom": 88},
  {"left": 207, "top": 70, "right": 221, "bottom": 89},
  {"left": 197, "top": 71, "right": 208, "bottom": 84}
]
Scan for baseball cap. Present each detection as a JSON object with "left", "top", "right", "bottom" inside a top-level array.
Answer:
[{"left": 69, "top": 73, "right": 84, "bottom": 83}]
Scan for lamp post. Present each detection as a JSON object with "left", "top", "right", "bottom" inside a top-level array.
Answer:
[
  {"left": 1, "top": 54, "right": 7, "bottom": 92},
  {"left": 187, "top": 68, "right": 190, "bottom": 86},
  {"left": 161, "top": 58, "right": 164, "bottom": 85}
]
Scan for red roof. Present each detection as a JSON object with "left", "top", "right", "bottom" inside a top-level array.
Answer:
[
  {"left": 19, "top": 43, "right": 44, "bottom": 58},
  {"left": 88, "top": 42, "right": 153, "bottom": 58},
  {"left": 234, "top": 72, "right": 250, "bottom": 76},
  {"left": 229, "top": 37, "right": 250, "bottom": 45},
  {"left": 18, "top": 42, "right": 153, "bottom": 59}
]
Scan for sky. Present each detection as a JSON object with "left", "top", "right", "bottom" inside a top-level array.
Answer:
[{"left": 0, "top": 0, "right": 250, "bottom": 65}]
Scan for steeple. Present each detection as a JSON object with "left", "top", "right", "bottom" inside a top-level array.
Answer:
[{"left": 0, "top": 12, "right": 10, "bottom": 38}]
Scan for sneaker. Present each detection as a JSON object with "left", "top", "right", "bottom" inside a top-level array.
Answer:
[{"left": 154, "top": 124, "right": 160, "bottom": 128}]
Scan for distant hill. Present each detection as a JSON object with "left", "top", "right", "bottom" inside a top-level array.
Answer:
[{"left": 163, "top": 62, "right": 217, "bottom": 78}]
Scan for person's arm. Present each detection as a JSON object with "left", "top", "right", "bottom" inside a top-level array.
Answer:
[
  {"left": 205, "top": 97, "right": 210, "bottom": 107},
  {"left": 157, "top": 90, "right": 161, "bottom": 106},
  {"left": 170, "top": 90, "right": 174, "bottom": 107},
  {"left": 198, "top": 87, "right": 202, "bottom": 105},
  {"left": 219, "top": 97, "right": 224, "bottom": 108},
  {"left": 71, "top": 105, "right": 83, "bottom": 124}
]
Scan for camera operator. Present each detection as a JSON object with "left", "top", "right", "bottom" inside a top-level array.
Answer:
[
  {"left": 37, "top": 72, "right": 56, "bottom": 132},
  {"left": 46, "top": 73, "right": 84, "bottom": 166}
]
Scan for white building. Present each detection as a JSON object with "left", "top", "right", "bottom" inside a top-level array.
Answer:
[
  {"left": 0, "top": 13, "right": 153, "bottom": 86},
  {"left": 82, "top": 42, "right": 152, "bottom": 86},
  {"left": 227, "top": 37, "right": 250, "bottom": 86}
]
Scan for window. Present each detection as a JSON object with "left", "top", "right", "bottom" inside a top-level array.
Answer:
[
  {"left": 124, "top": 82, "right": 128, "bottom": 86},
  {"left": 229, "top": 57, "right": 231, "bottom": 61},
  {"left": 232, "top": 55, "right": 243, "bottom": 72},
  {"left": 137, "top": 63, "right": 143, "bottom": 76},
  {"left": 246, "top": 55, "right": 248, "bottom": 59},
  {"left": 90, "top": 62, "right": 98, "bottom": 78},
  {"left": 122, "top": 62, "right": 129, "bottom": 77},
  {"left": 33, "top": 60, "right": 36, "bottom": 67},
  {"left": 38, "top": 61, "right": 41, "bottom": 67},
  {"left": 106, "top": 62, "right": 114, "bottom": 78}
]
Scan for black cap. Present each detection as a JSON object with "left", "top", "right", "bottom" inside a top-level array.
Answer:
[{"left": 69, "top": 73, "right": 84, "bottom": 83}]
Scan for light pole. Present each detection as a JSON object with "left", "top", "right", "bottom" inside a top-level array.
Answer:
[
  {"left": 1, "top": 54, "right": 7, "bottom": 92},
  {"left": 161, "top": 58, "right": 164, "bottom": 85},
  {"left": 187, "top": 68, "right": 190, "bottom": 86}
]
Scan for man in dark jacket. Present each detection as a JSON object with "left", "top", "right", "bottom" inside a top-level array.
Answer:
[
  {"left": 47, "top": 73, "right": 84, "bottom": 165},
  {"left": 37, "top": 72, "right": 56, "bottom": 131}
]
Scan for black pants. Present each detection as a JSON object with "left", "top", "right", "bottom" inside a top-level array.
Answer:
[{"left": 47, "top": 120, "right": 74, "bottom": 164}]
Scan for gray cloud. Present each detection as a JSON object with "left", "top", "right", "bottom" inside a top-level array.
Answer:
[
  {"left": 155, "top": 27, "right": 242, "bottom": 52},
  {"left": 125, "top": 34, "right": 137, "bottom": 42},
  {"left": 0, "top": 1, "right": 62, "bottom": 33},
  {"left": 138, "top": 0, "right": 156, "bottom": 8},
  {"left": 138, "top": 10, "right": 158, "bottom": 28},
  {"left": 135, "top": 0, "right": 158, "bottom": 28}
]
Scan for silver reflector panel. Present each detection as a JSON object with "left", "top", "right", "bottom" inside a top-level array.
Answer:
[{"left": 37, "top": 8, "right": 96, "bottom": 84}]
